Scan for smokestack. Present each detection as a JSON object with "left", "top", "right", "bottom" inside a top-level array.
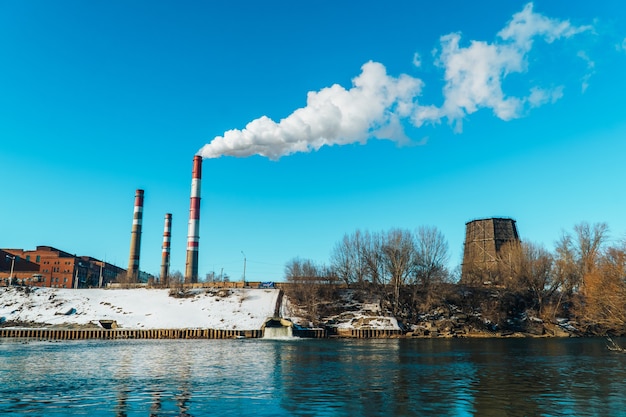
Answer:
[
  {"left": 160, "top": 213, "right": 172, "bottom": 284},
  {"left": 127, "top": 189, "right": 144, "bottom": 282},
  {"left": 185, "top": 156, "right": 202, "bottom": 283}
]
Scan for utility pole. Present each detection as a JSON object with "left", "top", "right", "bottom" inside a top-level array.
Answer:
[
  {"left": 241, "top": 251, "right": 246, "bottom": 285},
  {"left": 99, "top": 260, "right": 104, "bottom": 288},
  {"left": 5, "top": 255, "right": 15, "bottom": 286}
]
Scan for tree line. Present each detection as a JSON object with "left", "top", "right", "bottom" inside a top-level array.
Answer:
[{"left": 284, "top": 222, "right": 626, "bottom": 335}]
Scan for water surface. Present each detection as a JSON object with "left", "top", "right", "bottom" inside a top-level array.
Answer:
[{"left": 1, "top": 337, "right": 625, "bottom": 416}]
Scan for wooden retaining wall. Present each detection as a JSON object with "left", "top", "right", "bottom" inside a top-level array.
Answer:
[
  {"left": 334, "top": 328, "right": 404, "bottom": 338},
  {"left": 292, "top": 328, "right": 327, "bottom": 338},
  {"left": 0, "top": 328, "right": 263, "bottom": 340},
  {"left": 0, "top": 327, "right": 405, "bottom": 340}
]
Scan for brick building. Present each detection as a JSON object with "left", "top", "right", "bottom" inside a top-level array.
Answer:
[
  {"left": 1, "top": 246, "right": 126, "bottom": 288},
  {"left": 0, "top": 249, "right": 42, "bottom": 285}
]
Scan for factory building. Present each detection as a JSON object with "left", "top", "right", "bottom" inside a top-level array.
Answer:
[
  {"left": 0, "top": 246, "right": 126, "bottom": 288},
  {"left": 0, "top": 249, "right": 42, "bottom": 286}
]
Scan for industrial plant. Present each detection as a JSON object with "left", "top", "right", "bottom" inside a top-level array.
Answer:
[
  {"left": 2, "top": 151, "right": 521, "bottom": 290},
  {"left": 0, "top": 155, "right": 204, "bottom": 288}
]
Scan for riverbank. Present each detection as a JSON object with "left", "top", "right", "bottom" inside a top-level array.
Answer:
[{"left": 0, "top": 286, "right": 582, "bottom": 339}]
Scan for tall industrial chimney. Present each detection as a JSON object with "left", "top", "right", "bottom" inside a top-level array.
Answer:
[
  {"left": 160, "top": 213, "right": 172, "bottom": 284},
  {"left": 127, "top": 189, "right": 144, "bottom": 282},
  {"left": 185, "top": 155, "right": 202, "bottom": 283}
]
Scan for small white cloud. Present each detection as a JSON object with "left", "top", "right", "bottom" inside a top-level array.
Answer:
[
  {"left": 412, "top": 52, "right": 422, "bottom": 68},
  {"left": 577, "top": 51, "right": 595, "bottom": 93},
  {"left": 498, "top": 3, "right": 592, "bottom": 51},
  {"left": 617, "top": 37, "right": 626, "bottom": 53},
  {"left": 527, "top": 86, "right": 564, "bottom": 108}
]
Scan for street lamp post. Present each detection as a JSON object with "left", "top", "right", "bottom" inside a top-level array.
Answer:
[
  {"left": 241, "top": 251, "right": 246, "bottom": 284},
  {"left": 5, "top": 255, "right": 15, "bottom": 286}
]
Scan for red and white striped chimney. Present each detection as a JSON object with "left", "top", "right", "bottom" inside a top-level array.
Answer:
[
  {"left": 185, "top": 156, "right": 202, "bottom": 283},
  {"left": 160, "top": 213, "right": 172, "bottom": 284},
  {"left": 127, "top": 189, "right": 144, "bottom": 281}
]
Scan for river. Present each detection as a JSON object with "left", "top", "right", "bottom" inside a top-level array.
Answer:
[{"left": 1, "top": 337, "right": 625, "bottom": 416}]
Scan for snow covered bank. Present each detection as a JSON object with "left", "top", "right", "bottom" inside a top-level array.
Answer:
[
  {"left": 285, "top": 289, "right": 401, "bottom": 331},
  {"left": 0, "top": 287, "right": 279, "bottom": 330}
]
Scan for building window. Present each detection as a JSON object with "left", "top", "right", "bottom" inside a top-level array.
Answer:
[{"left": 36, "top": 256, "right": 40, "bottom": 263}]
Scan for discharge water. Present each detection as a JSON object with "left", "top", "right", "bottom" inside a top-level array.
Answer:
[{"left": 1, "top": 337, "right": 625, "bottom": 416}]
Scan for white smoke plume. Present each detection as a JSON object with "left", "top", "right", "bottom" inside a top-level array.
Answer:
[{"left": 198, "top": 3, "right": 591, "bottom": 160}]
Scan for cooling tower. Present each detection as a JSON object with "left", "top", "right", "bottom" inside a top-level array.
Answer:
[
  {"left": 127, "top": 189, "right": 144, "bottom": 282},
  {"left": 160, "top": 213, "right": 172, "bottom": 284},
  {"left": 185, "top": 156, "right": 202, "bottom": 283},
  {"left": 461, "top": 217, "right": 520, "bottom": 285}
]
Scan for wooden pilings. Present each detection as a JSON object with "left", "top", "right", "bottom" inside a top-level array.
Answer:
[
  {"left": 292, "top": 328, "right": 327, "bottom": 338},
  {"left": 0, "top": 328, "right": 263, "bottom": 340},
  {"left": 335, "top": 328, "right": 403, "bottom": 338},
  {"left": 0, "top": 327, "right": 404, "bottom": 340}
]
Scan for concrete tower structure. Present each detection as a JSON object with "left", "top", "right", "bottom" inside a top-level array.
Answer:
[
  {"left": 185, "top": 156, "right": 202, "bottom": 283},
  {"left": 160, "top": 213, "right": 172, "bottom": 284},
  {"left": 461, "top": 217, "right": 520, "bottom": 285},
  {"left": 127, "top": 189, "right": 144, "bottom": 282}
]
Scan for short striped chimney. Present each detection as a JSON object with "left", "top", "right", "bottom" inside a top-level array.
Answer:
[
  {"left": 127, "top": 189, "right": 144, "bottom": 281},
  {"left": 160, "top": 213, "right": 172, "bottom": 284},
  {"left": 185, "top": 155, "right": 202, "bottom": 283}
]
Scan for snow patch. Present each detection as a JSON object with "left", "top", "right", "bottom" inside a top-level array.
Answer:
[{"left": 0, "top": 287, "right": 279, "bottom": 330}]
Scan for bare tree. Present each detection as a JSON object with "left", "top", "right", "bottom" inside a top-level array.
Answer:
[
  {"left": 574, "top": 222, "right": 609, "bottom": 291},
  {"left": 330, "top": 230, "right": 368, "bottom": 286},
  {"left": 498, "top": 241, "right": 556, "bottom": 315},
  {"left": 169, "top": 270, "right": 184, "bottom": 289},
  {"left": 555, "top": 222, "right": 609, "bottom": 293},
  {"left": 579, "top": 243, "right": 626, "bottom": 332},
  {"left": 522, "top": 243, "right": 556, "bottom": 314},
  {"left": 380, "top": 229, "right": 417, "bottom": 314},
  {"left": 413, "top": 226, "right": 449, "bottom": 288},
  {"left": 361, "top": 231, "right": 385, "bottom": 285},
  {"left": 284, "top": 257, "right": 336, "bottom": 324},
  {"left": 553, "top": 233, "right": 579, "bottom": 295}
]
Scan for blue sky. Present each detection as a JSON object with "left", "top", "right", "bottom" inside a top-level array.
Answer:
[{"left": 2, "top": 1, "right": 626, "bottom": 282}]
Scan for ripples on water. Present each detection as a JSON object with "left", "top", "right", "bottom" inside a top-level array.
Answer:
[{"left": 1, "top": 337, "right": 625, "bottom": 416}]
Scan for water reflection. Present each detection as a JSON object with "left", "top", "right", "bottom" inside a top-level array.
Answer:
[{"left": 1, "top": 338, "right": 626, "bottom": 416}]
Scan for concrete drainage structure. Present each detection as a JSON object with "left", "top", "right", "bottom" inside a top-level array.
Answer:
[{"left": 262, "top": 317, "right": 295, "bottom": 338}]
